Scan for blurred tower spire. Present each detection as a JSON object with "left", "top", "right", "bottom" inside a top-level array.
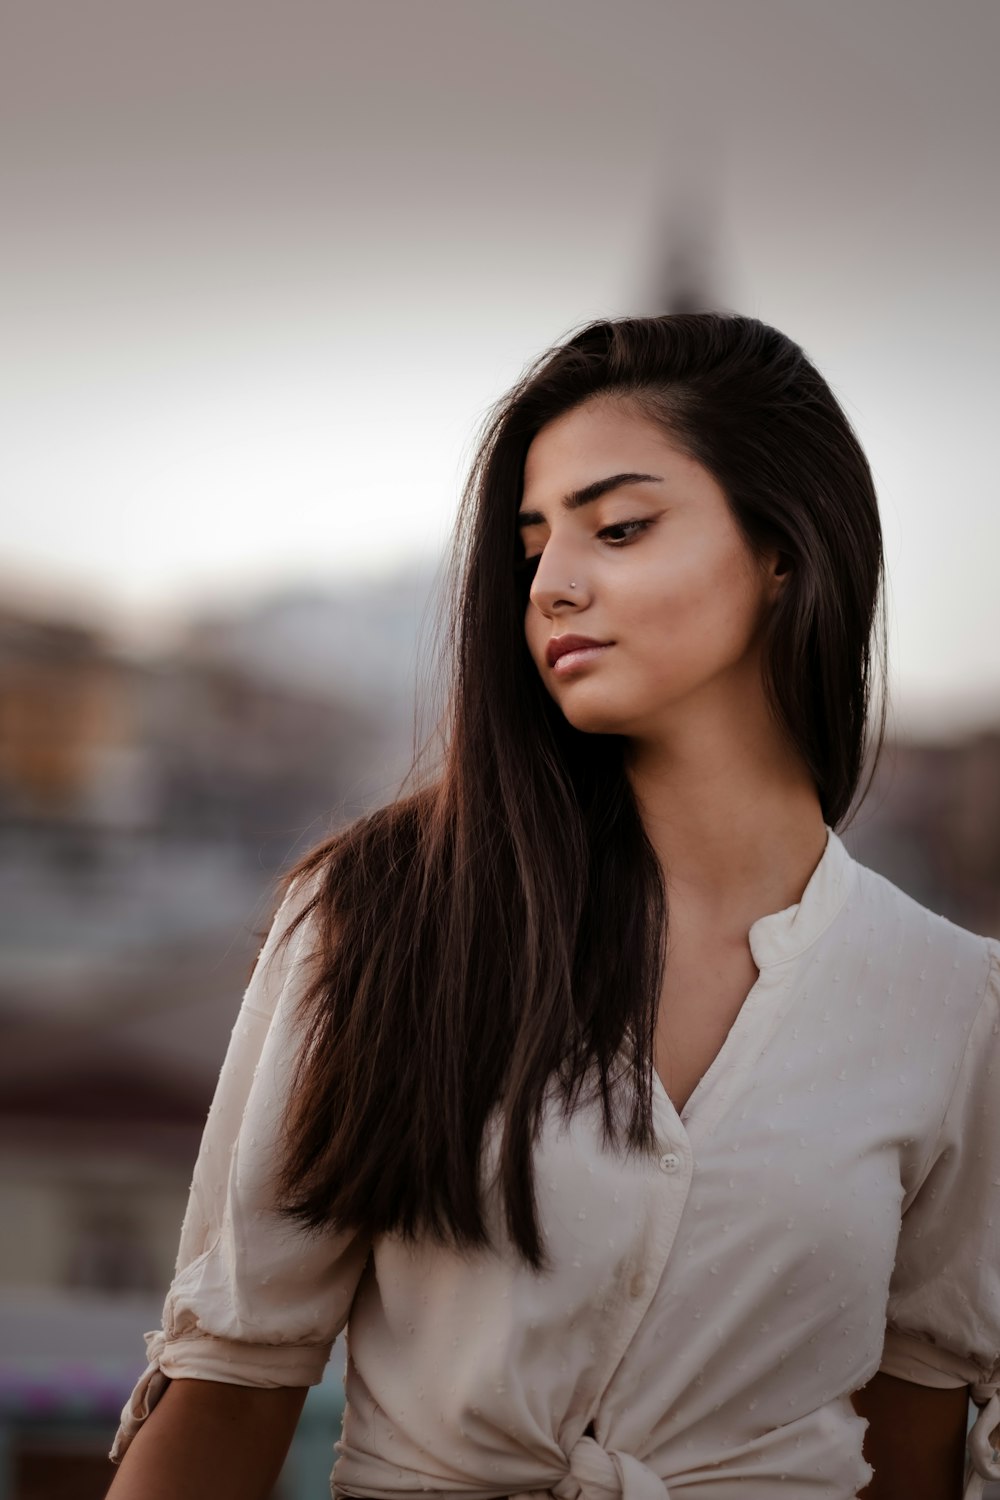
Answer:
[
  {"left": 643, "top": 154, "right": 729, "bottom": 315},
  {"left": 660, "top": 220, "right": 719, "bottom": 313}
]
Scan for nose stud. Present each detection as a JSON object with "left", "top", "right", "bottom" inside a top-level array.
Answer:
[{"left": 569, "top": 580, "right": 576, "bottom": 589}]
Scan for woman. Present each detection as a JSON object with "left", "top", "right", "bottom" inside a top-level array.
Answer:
[{"left": 105, "top": 314, "right": 1000, "bottom": 1500}]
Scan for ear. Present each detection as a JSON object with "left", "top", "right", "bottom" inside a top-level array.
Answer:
[{"left": 765, "top": 548, "right": 792, "bottom": 603}]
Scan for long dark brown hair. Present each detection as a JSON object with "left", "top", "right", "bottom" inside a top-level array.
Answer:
[{"left": 266, "top": 312, "right": 888, "bottom": 1273}]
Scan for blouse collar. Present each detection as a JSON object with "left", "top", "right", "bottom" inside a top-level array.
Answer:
[{"left": 747, "top": 823, "right": 857, "bottom": 970}]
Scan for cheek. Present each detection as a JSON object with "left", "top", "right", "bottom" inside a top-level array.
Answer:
[{"left": 629, "top": 549, "right": 762, "bottom": 659}]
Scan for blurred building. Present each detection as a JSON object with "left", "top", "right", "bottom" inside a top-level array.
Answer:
[
  {"left": 844, "top": 729, "right": 1000, "bottom": 937},
  {"left": 0, "top": 590, "right": 413, "bottom": 1498}
]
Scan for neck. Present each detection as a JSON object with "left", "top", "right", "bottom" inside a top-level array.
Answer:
[{"left": 623, "top": 719, "right": 828, "bottom": 931}]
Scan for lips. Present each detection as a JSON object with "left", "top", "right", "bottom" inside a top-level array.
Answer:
[{"left": 545, "top": 634, "right": 613, "bottom": 668}]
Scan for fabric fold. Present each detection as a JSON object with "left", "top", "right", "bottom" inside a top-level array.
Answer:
[
  {"left": 964, "top": 1380, "right": 1000, "bottom": 1500},
  {"left": 109, "top": 1329, "right": 169, "bottom": 1463}
]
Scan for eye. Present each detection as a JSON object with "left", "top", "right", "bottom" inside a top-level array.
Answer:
[
  {"left": 513, "top": 519, "right": 652, "bottom": 581},
  {"left": 597, "top": 519, "right": 652, "bottom": 544}
]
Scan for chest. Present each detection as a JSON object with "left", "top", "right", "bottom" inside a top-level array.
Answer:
[{"left": 653, "top": 938, "right": 761, "bottom": 1118}]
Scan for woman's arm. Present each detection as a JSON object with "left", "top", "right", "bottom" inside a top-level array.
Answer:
[
  {"left": 108, "top": 870, "right": 369, "bottom": 1474},
  {"left": 851, "top": 1371, "right": 969, "bottom": 1500},
  {"left": 105, "top": 1378, "right": 308, "bottom": 1500}
]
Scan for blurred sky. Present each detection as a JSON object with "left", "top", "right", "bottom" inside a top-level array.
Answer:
[{"left": 1, "top": 0, "right": 998, "bottom": 733}]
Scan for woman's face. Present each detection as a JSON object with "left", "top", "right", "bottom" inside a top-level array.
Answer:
[{"left": 519, "top": 396, "right": 785, "bottom": 742}]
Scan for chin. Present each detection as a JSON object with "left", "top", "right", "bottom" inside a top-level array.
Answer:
[{"left": 553, "top": 695, "right": 631, "bottom": 737}]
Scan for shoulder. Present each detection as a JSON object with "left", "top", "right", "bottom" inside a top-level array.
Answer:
[
  {"left": 844, "top": 853, "right": 996, "bottom": 1024},
  {"left": 253, "top": 858, "right": 334, "bottom": 993}
]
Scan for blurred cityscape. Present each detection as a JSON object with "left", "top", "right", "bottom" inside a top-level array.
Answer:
[
  {"left": 0, "top": 579, "right": 998, "bottom": 1497},
  {"left": 0, "top": 570, "right": 447, "bottom": 1498}
]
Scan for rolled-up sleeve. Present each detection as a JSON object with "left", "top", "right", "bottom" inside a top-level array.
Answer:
[
  {"left": 878, "top": 936, "right": 1000, "bottom": 1499},
  {"left": 110, "top": 868, "right": 371, "bottom": 1463}
]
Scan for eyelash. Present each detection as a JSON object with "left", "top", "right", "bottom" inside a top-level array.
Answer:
[{"left": 515, "top": 518, "right": 652, "bottom": 576}]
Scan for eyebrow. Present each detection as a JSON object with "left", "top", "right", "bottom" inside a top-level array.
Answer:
[{"left": 516, "top": 472, "right": 664, "bottom": 529}]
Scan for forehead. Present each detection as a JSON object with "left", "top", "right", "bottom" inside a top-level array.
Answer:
[
  {"left": 521, "top": 398, "right": 715, "bottom": 508},
  {"left": 522, "top": 400, "right": 668, "bottom": 487}
]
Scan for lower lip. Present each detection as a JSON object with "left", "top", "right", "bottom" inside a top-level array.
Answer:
[{"left": 551, "top": 644, "right": 613, "bottom": 675}]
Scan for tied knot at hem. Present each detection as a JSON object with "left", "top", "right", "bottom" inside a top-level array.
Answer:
[
  {"left": 549, "top": 1435, "right": 669, "bottom": 1500},
  {"left": 966, "top": 1382, "right": 1000, "bottom": 1494}
]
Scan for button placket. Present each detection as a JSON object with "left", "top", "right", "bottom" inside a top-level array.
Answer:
[{"left": 595, "top": 1134, "right": 692, "bottom": 1406}]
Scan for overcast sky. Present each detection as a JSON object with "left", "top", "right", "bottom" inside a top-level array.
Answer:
[{"left": 1, "top": 0, "right": 998, "bottom": 733}]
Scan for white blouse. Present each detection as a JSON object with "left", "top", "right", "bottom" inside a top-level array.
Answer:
[{"left": 110, "top": 825, "right": 1000, "bottom": 1500}]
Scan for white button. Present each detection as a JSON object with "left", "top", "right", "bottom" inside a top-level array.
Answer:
[
  {"left": 629, "top": 1272, "right": 645, "bottom": 1299},
  {"left": 659, "top": 1151, "right": 681, "bottom": 1173}
]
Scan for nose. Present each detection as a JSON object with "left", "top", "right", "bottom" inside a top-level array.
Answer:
[
  {"left": 527, "top": 542, "right": 586, "bottom": 615},
  {"left": 529, "top": 580, "right": 579, "bottom": 615}
]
